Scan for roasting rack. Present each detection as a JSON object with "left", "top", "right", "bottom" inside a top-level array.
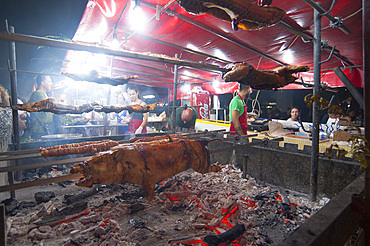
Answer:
[{"left": 0, "top": 131, "right": 283, "bottom": 194}]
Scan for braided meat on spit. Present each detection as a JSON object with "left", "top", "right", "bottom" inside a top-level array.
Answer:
[
  {"left": 129, "top": 134, "right": 186, "bottom": 143},
  {"left": 40, "top": 140, "right": 119, "bottom": 158},
  {"left": 13, "top": 98, "right": 157, "bottom": 114},
  {"left": 70, "top": 139, "right": 221, "bottom": 201},
  {"left": 223, "top": 62, "right": 310, "bottom": 90},
  {"left": 176, "top": 0, "right": 285, "bottom": 31}
]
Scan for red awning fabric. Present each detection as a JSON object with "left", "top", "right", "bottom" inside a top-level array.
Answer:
[{"left": 61, "top": 0, "right": 363, "bottom": 95}]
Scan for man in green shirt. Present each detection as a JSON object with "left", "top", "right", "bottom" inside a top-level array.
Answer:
[
  {"left": 26, "top": 75, "right": 54, "bottom": 139},
  {"left": 169, "top": 105, "right": 198, "bottom": 131},
  {"left": 229, "top": 83, "right": 251, "bottom": 135}
]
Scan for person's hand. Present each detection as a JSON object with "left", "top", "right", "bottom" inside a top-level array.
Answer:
[{"left": 135, "top": 126, "right": 143, "bottom": 134}]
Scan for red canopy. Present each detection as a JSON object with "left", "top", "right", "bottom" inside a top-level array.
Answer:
[{"left": 61, "top": 0, "right": 363, "bottom": 95}]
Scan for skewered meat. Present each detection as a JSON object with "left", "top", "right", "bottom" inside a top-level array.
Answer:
[
  {"left": 129, "top": 134, "right": 186, "bottom": 143},
  {"left": 13, "top": 98, "right": 157, "bottom": 114},
  {"left": 223, "top": 62, "right": 310, "bottom": 90},
  {"left": 70, "top": 139, "right": 221, "bottom": 201},
  {"left": 176, "top": 0, "right": 285, "bottom": 31},
  {"left": 62, "top": 70, "right": 138, "bottom": 86},
  {"left": 40, "top": 140, "right": 119, "bottom": 158}
]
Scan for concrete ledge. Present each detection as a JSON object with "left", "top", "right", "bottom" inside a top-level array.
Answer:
[{"left": 276, "top": 173, "right": 364, "bottom": 246}]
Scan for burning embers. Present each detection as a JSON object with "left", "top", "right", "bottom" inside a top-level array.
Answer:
[{"left": 5, "top": 165, "right": 327, "bottom": 245}]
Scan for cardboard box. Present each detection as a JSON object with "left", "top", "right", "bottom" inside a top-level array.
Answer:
[{"left": 333, "top": 131, "right": 352, "bottom": 141}]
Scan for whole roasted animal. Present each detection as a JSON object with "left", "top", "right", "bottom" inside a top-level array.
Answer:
[
  {"left": 70, "top": 139, "right": 221, "bottom": 201},
  {"left": 223, "top": 62, "right": 310, "bottom": 90},
  {"left": 62, "top": 70, "right": 138, "bottom": 86},
  {"left": 13, "top": 98, "right": 157, "bottom": 114},
  {"left": 176, "top": 0, "right": 285, "bottom": 30}
]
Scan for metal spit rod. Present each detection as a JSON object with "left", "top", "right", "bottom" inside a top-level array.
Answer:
[{"left": 0, "top": 131, "right": 239, "bottom": 161}]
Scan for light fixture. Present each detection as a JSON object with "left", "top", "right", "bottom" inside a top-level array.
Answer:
[
  {"left": 214, "top": 49, "right": 228, "bottom": 61},
  {"left": 182, "top": 83, "right": 191, "bottom": 92},
  {"left": 130, "top": 0, "right": 146, "bottom": 31},
  {"left": 110, "top": 32, "right": 120, "bottom": 48},
  {"left": 212, "top": 77, "right": 220, "bottom": 87},
  {"left": 143, "top": 94, "right": 155, "bottom": 99}
]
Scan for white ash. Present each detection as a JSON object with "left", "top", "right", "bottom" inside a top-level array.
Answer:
[{"left": 5, "top": 164, "right": 329, "bottom": 245}]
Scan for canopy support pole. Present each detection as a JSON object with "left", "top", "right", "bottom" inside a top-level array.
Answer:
[
  {"left": 333, "top": 67, "right": 364, "bottom": 108},
  {"left": 8, "top": 26, "right": 21, "bottom": 192},
  {"left": 362, "top": 0, "right": 370, "bottom": 243},
  {"left": 309, "top": 3, "right": 322, "bottom": 202},
  {"left": 302, "top": 0, "right": 351, "bottom": 35},
  {"left": 171, "top": 54, "right": 179, "bottom": 133}
]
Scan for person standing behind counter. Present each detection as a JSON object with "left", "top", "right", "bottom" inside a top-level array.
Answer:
[
  {"left": 126, "top": 84, "right": 148, "bottom": 134},
  {"left": 287, "top": 107, "right": 299, "bottom": 121},
  {"left": 169, "top": 105, "right": 198, "bottom": 131},
  {"left": 229, "top": 83, "right": 251, "bottom": 135},
  {"left": 26, "top": 75, "right": 54, "bottom": 139}
]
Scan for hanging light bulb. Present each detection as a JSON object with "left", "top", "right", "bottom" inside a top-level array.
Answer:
[
  {"left": 130, "top": 0, "right": 147, "bottom": 31},
  {"left": 110, "top": 32, "right": 120, "bottom": 48}
]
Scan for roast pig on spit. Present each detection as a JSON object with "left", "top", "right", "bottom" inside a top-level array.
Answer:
[{"left": 70, "top": 138, "right": 222, "bottom": 201}]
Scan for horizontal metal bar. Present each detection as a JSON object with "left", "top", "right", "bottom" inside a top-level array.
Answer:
[
  {"left": 0, "top": 32, "right": 229, "bottom": 73},
  {"left": 302, "top": 0, "right": 351, "bottom": 35},
  {"left": 276, "top": 21, "right": 314, "bottom": 41},
  {"left": 209, "top": 137, "right": 283, "bottom": 154},
  {"left": 0, "top": 148, "right": 40, "bottom": 156},
  {"left": 0, "top": 173, "right": 84, "bottom": 193},
  {"left": 0, "top": 156, "right": 90, "bottom": 173},
  {"left": 0, "top": 153, "right": 41, "bottom": 161}
]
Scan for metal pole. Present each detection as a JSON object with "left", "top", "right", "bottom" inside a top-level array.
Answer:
[
  {"left": 310, "top": 4, "right": 322, "bottom": 202},
  {"left": 333, "top": 67, "right": 364, "bottom": 108},
  {"left": 362, "top": 0, "right": 370, "bottom": 244},
  {"left": 171, "top": 54, "right": 179, "bottom": 133},
  {"left": 302, "top": 0, "right": 351, "bottom": 35},
  {"left": 8, "top": 26, "right": 21, "bottom": 188}
]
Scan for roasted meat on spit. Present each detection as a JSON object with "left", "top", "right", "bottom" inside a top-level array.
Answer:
[
  {"left": 176, "top": 0, "right": 286, "bottom": 31},
  {"left": 70, "top": 139, "right": 221, "bottom": 201},
  {"left": 13, "top": 98, "right": 157, "bottom": 114},
  {"left": 40, "top": 140, "right": 119, "bottom": 158},
  {"left": 62, "top": 71, "right": 139, "bottom": 86},
  {"left": 223, "top": 62, "right": 310, "bottom": 90}
]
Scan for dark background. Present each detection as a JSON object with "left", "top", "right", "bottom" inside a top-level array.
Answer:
[{"left": 0, "top": 0, "right": 87, "bottom": 100}]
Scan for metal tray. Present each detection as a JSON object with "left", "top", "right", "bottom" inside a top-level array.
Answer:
[{"left": 41, "top": 134, "right": 83, "bottom": 140}]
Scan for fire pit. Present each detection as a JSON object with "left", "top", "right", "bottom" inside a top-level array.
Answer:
[{"left": 4, "top": 165, "right": 328, "bottom": 245}]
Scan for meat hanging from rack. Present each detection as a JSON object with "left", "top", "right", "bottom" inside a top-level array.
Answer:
[
  {"left": 40, "top": 140, "right": 119, "bottom": 158},
  {"left": 13, "top": 98, "right": 158, "bottom": 114},
  {"left": 62, "top": 70, "right": 139, "bottom": 86},
  {"left": 176, "top": 0, "right": 286, "bottom": 31},
  {"left": 70, "top": 139, "right": 222, "bottom": 201},
  {"left": 223, "top": 62, "right": 310, "bottom": 90}
]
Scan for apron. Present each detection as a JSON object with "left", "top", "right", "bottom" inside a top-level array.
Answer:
[
  {"left": 126, "top": 119, "right": 147, "bottom": 134},
  {"left": 230, "top": 95, "right": 248, "bottom": 135}
]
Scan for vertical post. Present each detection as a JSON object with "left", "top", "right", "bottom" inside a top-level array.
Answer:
[
  {"left": 363, "top": 0, "right": 370, "bottom": 244},
  {"left": 8, "top": 26, "right": 20, "bottom": 149},
  {"left": 171, "top": 54, "right": 179, "bottom": 133},
  {"left": 309, "top": 4, "right": 321, "bottom": 202},
  {"left": 0, "top": 204, "right": 5, "bottom": 246},
  {"left": 242, "top": 154, "right": 248, "bottom": 179},
  {"left": 8, "top": 26, "right": 20, "bottom": 191}
]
